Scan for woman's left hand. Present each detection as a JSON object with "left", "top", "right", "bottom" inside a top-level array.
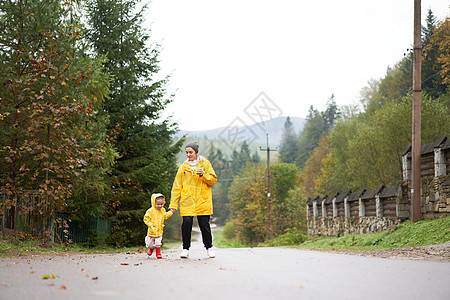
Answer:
[{"left": 196, "top": 168, "right": 204, "bottom": 176}]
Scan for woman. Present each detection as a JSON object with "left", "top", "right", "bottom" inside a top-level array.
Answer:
[{"left": 169, "top": 142, "right": 218, "bottom": 258}]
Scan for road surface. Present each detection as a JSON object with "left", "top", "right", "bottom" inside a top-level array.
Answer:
[{"left": 1, "top": 234, "right": 449, "bottom": 300}]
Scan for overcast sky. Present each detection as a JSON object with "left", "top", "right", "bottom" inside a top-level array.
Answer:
[{"left": 145, "top": 0, "right": 449, "bottom": 131}]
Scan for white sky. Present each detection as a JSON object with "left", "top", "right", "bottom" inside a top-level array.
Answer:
[{"left": 146, "top": 0, "right": 449, "bottom": 131}]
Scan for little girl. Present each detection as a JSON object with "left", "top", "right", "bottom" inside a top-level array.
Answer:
[{"left": 143, "top": 193, "right": 173, "bottom": 258}]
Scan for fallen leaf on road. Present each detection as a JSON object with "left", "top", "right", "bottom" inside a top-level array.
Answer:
[
  {"left": 120, "top": 263, "right": 129, "bottom": 266},
  {"left": 92, "top": 277, "right": 98, "bottom": 280},
  {"left": 85, "top": 274, "right": 89, "bottom": 278},
  {"left": 299, "top": 285, "right": 304, "bottom": 289},
  {"left": 41, "top": 274, "right": 57, "bottom": 279},
  {"left": 59, "top": 285, "right": 67, "bottom": 290},
  {"left": 81, "top": 268, "right": 85, "bottom": 272},
  {"left": 29, "top": 271, "right": 35, "bottom": 274},
  {"left": 2, "top": 282, "right": 6, "bottom": 286},
  {"left": 48, "top": 283, "right": 55, "bottom": 287}
]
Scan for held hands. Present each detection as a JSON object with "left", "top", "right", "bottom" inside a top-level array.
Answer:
[
  {"left": 170, "top": 208, "right": 177, "bottom": 213},
  {"left": 196, "top": 168, "right": 204, "bottom": 176}
]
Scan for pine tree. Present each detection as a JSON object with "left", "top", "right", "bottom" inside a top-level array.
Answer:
[
  {"left": 323, "top": 94, "right": 340, "bottom": 131},
  {"left": 296, "top": 106, "right": 326, "bottom": 168},
  {"left": 279, "top": 116, "right": 298, "bottom": 163},
  {"left": 85, "top": 0, "right": 182, "bottom": 246},
  {"left": 421, "top": 9, "right": 446, "bottom": 98}
]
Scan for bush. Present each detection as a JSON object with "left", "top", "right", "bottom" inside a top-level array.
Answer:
[
  {"left": 264, "top": 228, "right": 307, "bottom": 247},
  {"left": 223, "top": 219, "right": 239, "bottom": 241}
]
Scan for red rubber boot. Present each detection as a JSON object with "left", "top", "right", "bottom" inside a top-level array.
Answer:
[
  {"left": 155, "top": 247, "right": 162, "bottom": 259},
  {"left": 147, "top": 248, "right": 153, "bottom": 256}
]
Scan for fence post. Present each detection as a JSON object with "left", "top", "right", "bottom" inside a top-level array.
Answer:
[
  {"left": 402, "top": 153, "right": 411, "bottom": 181},
  {"left": 344, "top": 197, "right": 350, "bottom": 217},
  {"left": 332, "top": 197, "right": 337, "bottom": 218},
  {"left": 376, "top": 195, "right": 383, "bottom": 218},
  {"left": 434, "top": 147, "right": 446, "bottom": 177},
  {"left": 359, "top": 199, "right": 365, "bottom": 217},
  {"left": 322, "top": 199, "right": 327, "bottom": 217},
  {"left": 313, "top": 200, "right": 318, "bottom": 217}
]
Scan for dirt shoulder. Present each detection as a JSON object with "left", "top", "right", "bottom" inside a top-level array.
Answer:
[{"left": 319, "top": 242, "right": 450, "bottom": 262}]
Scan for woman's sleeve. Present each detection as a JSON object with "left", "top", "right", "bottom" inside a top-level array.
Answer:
[
  {"left": 200, "top": 160, "right": 218, "bottom": 186},
  {"left": 169, "top": 166, "right": 183, "bottom": 210}
]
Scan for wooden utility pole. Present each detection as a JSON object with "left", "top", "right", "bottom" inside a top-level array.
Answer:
[
  {"left": 260, "top": 134, "right": 277, "bottom": 239},
  {"left": 411, "top": 0, "right": 422, "bottom": 222}
]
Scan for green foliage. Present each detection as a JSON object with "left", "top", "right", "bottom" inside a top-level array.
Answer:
[
  {"left": 263, "top": 228, "right": 307, "bottom": 247},
  {"left": 325, "top": 93, "right": 450, "bottom": 191}
]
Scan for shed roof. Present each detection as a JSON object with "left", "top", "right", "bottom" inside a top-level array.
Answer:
[
  {"left": 335, "top": 191, "right": 351, "bottom": 203},
  {"left": 380, "top": 186, "right": 397, "bottom": 198},
  {"left": 361, "top": 189, "right": 377, "bottom": 200},
  {"left": 348, "top": 189, "right": 365, "bottom": 202},
  {"left": 403, "top": 135, "right": 448, "bottom": 157}
]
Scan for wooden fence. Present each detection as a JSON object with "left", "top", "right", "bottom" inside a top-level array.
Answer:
[
  {"left": 0, "top": 191, "right": 111, "bottom": 243},
  {"left": 307, "top": 136, "right": 450, "bottom": 237}
]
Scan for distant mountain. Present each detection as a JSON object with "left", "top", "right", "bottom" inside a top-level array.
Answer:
[{"left": 174, "top": 116, "right": 305, "bottom": 161}]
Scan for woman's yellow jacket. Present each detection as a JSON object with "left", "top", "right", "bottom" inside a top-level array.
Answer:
[
  {"left": 169, "top": 157, "right": 217, "bottom": 216},
  {"left": 143, "top": 193, "right": 173, "bottom": 237}
]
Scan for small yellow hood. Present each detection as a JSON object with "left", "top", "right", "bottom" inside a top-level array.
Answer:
[{"left": 151, "top": 193, "right": 165, "bottom": 208}]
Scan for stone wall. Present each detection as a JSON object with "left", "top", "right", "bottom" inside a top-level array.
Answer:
[{"left": 308, "top": 216, "right": 400, "bottom": 237}]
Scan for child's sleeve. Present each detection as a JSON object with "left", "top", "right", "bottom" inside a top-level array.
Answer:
[
  {"left": 164, "top": 210, "right": 173, "bottom": 220},
  {"left": 143, "top": 210, "right": 154, "bottom": 228}
]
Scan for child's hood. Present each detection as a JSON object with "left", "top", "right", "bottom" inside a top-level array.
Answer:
[{"left": 151, "top": 193, "right": 165, "bottom": 208}]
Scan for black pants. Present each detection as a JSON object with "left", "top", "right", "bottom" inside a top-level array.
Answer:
[{"left": 182, "top": 215, "right": 212, "bottom": 250}]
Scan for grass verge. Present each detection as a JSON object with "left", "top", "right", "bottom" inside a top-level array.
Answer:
[
  {"left": 0, "top": 236, "right": 181, "bottom": 258},
  {"left": 298, "top": 216, "right": 450, "bottom": 251}
]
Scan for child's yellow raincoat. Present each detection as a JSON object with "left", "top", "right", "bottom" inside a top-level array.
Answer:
[
  {"left": 169, "top": 157, "right": 217, "bottom": 216},
  {"left": 143, "top": 193, "right": 173, "bottom": 237}
]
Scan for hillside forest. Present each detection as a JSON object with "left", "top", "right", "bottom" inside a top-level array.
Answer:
[{"left": 0, "top": 1, "right": 449, "bottom": 246}]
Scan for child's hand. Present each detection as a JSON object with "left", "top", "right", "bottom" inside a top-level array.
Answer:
[
  {"left": 196, "top": 168, "right": 204, "bottom": 176},
  {"left": 170, "top": 208, "right": 177, "bottom": 213}
]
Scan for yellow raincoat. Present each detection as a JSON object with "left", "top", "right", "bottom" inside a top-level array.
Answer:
[
  {"left": 143, "top": 193, "right": 173, "bottom": 237},
  {"left": 169, "top": 157, "right": 217, "bottom": 216}
]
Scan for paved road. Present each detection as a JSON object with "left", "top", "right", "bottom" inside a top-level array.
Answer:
[{"left": 1, "top": 235, "right": 449, "bottom": 300}]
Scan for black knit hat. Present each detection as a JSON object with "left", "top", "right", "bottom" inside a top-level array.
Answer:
[{"left": 185, "top": 142, "right": 199, "bottom": 153}]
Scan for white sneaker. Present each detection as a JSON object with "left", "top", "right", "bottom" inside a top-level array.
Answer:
[
  {"left": 180, "top": 249, "right": 189, "bottom": 258},
  {"left": 207, "top": 248, "right": 216, "bottom": 258}
]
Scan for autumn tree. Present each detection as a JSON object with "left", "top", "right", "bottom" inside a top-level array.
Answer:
[
  {"left": 0, "top": 0, "right": 112, "bottom": 234},
  {"left": 227, "top": 162, "right": 302, "bottom": 245}
]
